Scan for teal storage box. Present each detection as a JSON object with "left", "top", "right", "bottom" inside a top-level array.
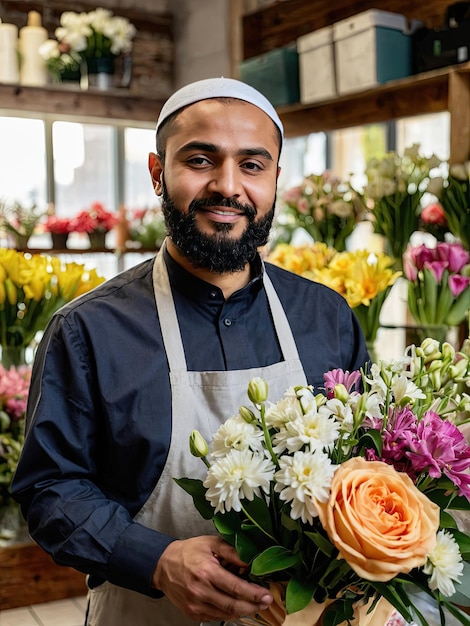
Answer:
[
  {"left": 239, "top": 46, "right": 299, "bottom": 107},
  {"left": 333, "top": 10, "right": 421, "bottom": 95}
]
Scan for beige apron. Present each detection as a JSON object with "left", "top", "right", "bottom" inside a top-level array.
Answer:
[{"left": 86, "top": 246, "right": 307, "bottom": 626}]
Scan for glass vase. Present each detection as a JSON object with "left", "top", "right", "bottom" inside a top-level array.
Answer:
[
  {"left": 1, "top": 345, "right": 27, "bottom": 369},
  {"left": 84, "top": 56, "right": 115, "bottom": 90}
]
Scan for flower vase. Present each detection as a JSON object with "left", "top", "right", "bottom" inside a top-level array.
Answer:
[
  {"left": 85, "top": 56, "right": 115, "bottom": 90},
  {"left": 51, "top": 232, "right": 69, "bottom": 249},
  {"left": 11, "top": 234, "right": 30, "bottom": 250},
  {"left": 87, "top": 231, "right": 107, "bottom": 249},
  {"left": 1, "top": 345, "right": 27, "bottom": 369}
]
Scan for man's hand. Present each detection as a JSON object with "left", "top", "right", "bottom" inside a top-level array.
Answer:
[{"left": 152, "top": 535, "right": 273, "bottom": 623}]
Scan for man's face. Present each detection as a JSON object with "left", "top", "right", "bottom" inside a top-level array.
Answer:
[{"left": 150, "top": 99, "right": 281, "bottom": 273}]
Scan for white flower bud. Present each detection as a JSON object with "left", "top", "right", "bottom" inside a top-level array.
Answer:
[
  {"left": 189, "top": 430, "right": 209, "bottom": 458},
  {"left": 248, "top": 377, "right": 268, "bottom": 404},
  {"left": 333, "top": 383, "right": 349, "bottom": 403},
  {"left": 239, "top": 406, "right": 256, "bottom": 424}
]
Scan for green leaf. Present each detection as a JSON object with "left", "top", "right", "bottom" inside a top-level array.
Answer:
[
  {"left": 251, "top": 545, "right": 300, "bottom": 576},
  {"left": 448, "top": 530, "right": 470, "bottom": 561},
  {"left": 322, "top": 598, "right": 355, "bottom": 626},
  {"left": 242, "top": 494, "right": 274, "bottom": 536},
  {"left": 372, "top": 581, "right": 413, "bottom": 623},
  {"left": 440, "top": 510, "right": 459, "bottom": 529},
  {"left": 304, "top": 530, "right": 335, "bottom": 557},
  {"left": 173, "top": 477, "right": 214, "bottom": 520},
  {"left": 285, "top": 576, "right": 314, "bottom": 614},
  {"left": 357, "top": 428, "right": 383, "bottom": 455},
  {"left": 235, "top": 531, "right": 260, "bottom": 564},
  {"left": 213, "top": 509, "right": 241, "bottom": 537}
]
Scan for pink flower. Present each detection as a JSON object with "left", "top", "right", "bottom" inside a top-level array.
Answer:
[
  {"left": 449, "top": 274, "right": 470, "bottom": 297},
  {"left": 323, "top": 368, "right": 361, "bottom": 397},
  {"left": 436, "top": 242, "right": 470, "bottom": 273},
  {"left": 424, "top": 260, "right": 448, "bottom": 283},
  {"left": 0, "top": 364, "right": 31, "bottom": 422},
  {"left": 283, "top": 186, "right": 302, "bottom": 204},
  {"left": 420, "top": 203, "right": 447, "bottom": 226},
  {"left": 405, "top": 411, "right": 470, "bottom": 499},
  {"left": 410, "top": 244, "right": 436, "bottom": 271}
]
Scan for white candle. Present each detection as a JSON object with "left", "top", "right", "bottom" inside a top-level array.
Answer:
[
  {"left": 19, "top": 11, "right": 47, "bottom": 86},
  {"left": 0, "top": 20, "right": 19, "bottom": 84}
]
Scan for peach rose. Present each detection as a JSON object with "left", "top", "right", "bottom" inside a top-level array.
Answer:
[{"left": 316, "top": 457, "right": 440, "bottom": 582}]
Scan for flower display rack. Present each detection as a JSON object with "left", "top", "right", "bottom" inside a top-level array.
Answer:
[{"left": 0, "top": 539, "right": 87, "bottom": 610}]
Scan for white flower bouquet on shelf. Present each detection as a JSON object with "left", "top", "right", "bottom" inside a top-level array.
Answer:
[{"left": 176, "top": 338, "right": 470, "bottom": 626}]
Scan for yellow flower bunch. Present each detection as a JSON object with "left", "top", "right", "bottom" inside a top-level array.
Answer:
[
  {"left": 0, "top": 249, "right": 105, "bottom": 364},
  {"left": 268, "top": 244, "right": 401, "bottom": 342}
]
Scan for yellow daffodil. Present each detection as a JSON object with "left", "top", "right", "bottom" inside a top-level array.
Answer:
[
  {"left": 0, "top": 248, "right": 105, "bottom": 366},
  {"left": 267, "top": 244, "right": 401, "bottom": 343}
]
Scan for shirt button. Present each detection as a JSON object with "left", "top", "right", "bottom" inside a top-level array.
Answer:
[
  {"left": 223, "top": 318, "right": 232, "bottom": 327},
  {"left": 209, "top": 291, "right": 217, "bottom": 299}
]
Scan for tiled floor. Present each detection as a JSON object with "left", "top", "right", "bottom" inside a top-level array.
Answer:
[{"left": 0, "top": 596, "right": 87, "bottom": 626}]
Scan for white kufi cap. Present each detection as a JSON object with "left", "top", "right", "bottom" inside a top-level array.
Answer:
[{"left": 156, "top": 77, "right": 283, "bottom": 140}]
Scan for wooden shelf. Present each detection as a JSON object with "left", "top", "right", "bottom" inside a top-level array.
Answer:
[
  {"left": 277, "top": 62, "right": 470, "bottom": 164},
  {"left": 0, "top": 82, "right": 163, "bottom": 123}
]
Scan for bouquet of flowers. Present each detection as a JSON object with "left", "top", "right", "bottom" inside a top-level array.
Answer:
[
  {"left": 267, "top": 244, "right": 401, "bottom": 345},
  {"left": 438, "top": 162, "right": 470, "bottom": 250},
  {"left": 403, "top": 242, "right": 470, "bottom": 332},
  {"left": 52, "top": 8, "right": 135, "bottom": 60},
  {"left": 38, "top": 38, "right": 82, "bottom": 83},
  {"left": 277, "top": 172, "right": 364, "bottom": 252},
  {"left": 363, "top": 144, "right": 442, "bottom": 269},
  {"left": 0, "top": 248, "right": 105, "bottom": 367},
  {"left": 177, "top": 337, "right": 470, "bottom": 625},
  {"left": 0, "top": 362, "right": 31, "bottom": 539}
]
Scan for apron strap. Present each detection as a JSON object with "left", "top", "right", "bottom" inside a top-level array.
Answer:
[{"left": 153, "top": 242, "right": 301, "bottom": 372}]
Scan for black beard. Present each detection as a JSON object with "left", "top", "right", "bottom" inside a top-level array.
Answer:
[{"left": 160, "top": 181, "right": 275, "bottom": 274}]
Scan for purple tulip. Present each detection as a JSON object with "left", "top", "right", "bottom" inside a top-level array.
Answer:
[{"left": 424, "top": 260, "right": 448, "bottom": 283}]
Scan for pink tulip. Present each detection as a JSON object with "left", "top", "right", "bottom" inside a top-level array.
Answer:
[
  {"left": 436, "top": 242, "right": 470, "bottom": 273},
  {"left": 411, "top": 244, "right": 437, "bottom": 271},
  {"left": 449, "top": 274, "right": 470, "bottom": 297},
  {"left": 283, "top": 186, "right": 302, "bottom": 204},
  {"left": 424, "top": 260, "right": 448, "bottom": 283},
  {"left": 403, "top": 247, "right": 418, "bottom": 281}
]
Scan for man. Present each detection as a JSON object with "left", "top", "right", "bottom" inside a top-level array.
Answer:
[{"left": 12, "top": 77, "right": 369, "bottom": 625}]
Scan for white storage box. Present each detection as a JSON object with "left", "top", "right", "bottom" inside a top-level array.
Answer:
[
  {"left": 333, "top": 10, "right": 419, "bottom": 95},
  {"left": 297, "top": 26, "right": 336, "bottom": 104}
]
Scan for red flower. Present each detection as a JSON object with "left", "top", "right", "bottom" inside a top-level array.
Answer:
[
  {"left": 420, "top": 203, "right": 447, "bottom": 227},
  {"left": 44, "top": 215, "right": 74, "bottom": 234},
  {"left": 73, "top": 202, "right": 118, "bottom": 234}
]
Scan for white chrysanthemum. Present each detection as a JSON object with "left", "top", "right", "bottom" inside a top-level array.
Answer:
[
  {"left": 211, "top": 414, "right": 264, "bottom": 458},
  {"left": 265, "top": 395, "right": 304, "bottom": 430},
  {"left": 392, "top": 373, "right": 426, "bottom": 403},
  {"left": 272, "top": 407, "right": 339, "bottom": 454},
  {"left": 203, "top": 449, "right": 275, "bottom": 514},
  {"left": 274, "top": 450, "right": 337, "bottom": 524},
  {"left": 423, "top": 530, "right": 463, "bottom": 597}
]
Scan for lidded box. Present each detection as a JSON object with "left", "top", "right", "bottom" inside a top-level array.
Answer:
[
  {"left": 239, "top": 45, "right": 299, "bottom": 107},
  {"left": 333, "top": 9, "right": 419, "bottom": 95},
  {"left": 297, "top": 26, "right": 336, "bottom": 104}
]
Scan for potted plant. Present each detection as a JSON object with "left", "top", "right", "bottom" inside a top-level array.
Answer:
[
  {"left": 43, "top": 215, "right": 75, "bottom": 249},
  {"left": 73, "top": 202, "right": 119, "bottom": 249}
]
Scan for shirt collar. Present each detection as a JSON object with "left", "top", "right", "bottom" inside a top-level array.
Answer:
[{"left": 163, "top": 246, "right": 264, "bottom": 302}]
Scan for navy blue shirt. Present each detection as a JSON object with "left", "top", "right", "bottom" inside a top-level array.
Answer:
[{"left": 12, "top": 249, "right": 368, "bottom": 598}]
